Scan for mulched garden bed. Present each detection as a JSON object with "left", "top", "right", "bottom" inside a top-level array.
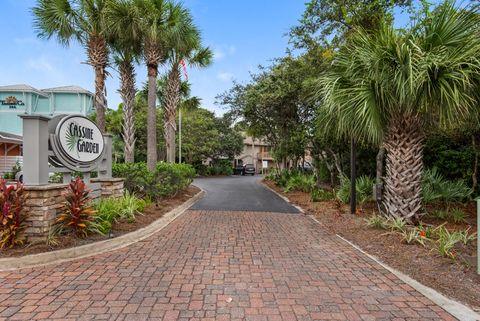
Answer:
[
  {"left": 264, "top": 179, "right": 480, "bottom": 311},
  {"left": 0, "top": 185, "right": 200, "bottom": 258}
]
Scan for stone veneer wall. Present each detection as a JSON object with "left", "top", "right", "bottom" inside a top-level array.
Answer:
[
  {"left": 91, "top": 178, "right": 124, "bottom": 198},
  {"left": 23, "top": 184, "right": 68, "bottom": 243},
  {"left": 23, "top": 178, "right": 124, "bottom": 242}
]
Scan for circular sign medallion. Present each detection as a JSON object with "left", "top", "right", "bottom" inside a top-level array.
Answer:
[{"left": 56, "top": 115, "right": 105, "bottom": 164}]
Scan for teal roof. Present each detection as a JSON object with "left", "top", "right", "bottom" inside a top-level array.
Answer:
[
  {"left": 42, "top": 85, "right": 93, "bottom": 96},
  {"left": 0, "top": 84, "right": 48, "bottom": 97}
]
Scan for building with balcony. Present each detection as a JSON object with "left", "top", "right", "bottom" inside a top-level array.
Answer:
[{"left": 0, "top": 84, "right": 94, "bottom": 176}]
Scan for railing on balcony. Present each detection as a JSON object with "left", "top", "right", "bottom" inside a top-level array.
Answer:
[{"left": 257, "top": 152, "right": 273, "bottom": 160}]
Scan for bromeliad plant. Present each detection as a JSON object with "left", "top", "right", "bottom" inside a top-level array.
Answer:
[
  {"left": 0, "top": 179, "right": 27, "bottom": 248},
  {"left": 57, "top": 178, "right": 95, "bottom": 237}
]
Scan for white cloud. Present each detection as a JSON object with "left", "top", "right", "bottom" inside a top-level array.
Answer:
[
  {"left": 26, "top": 56, "right": 55, "bottom": 73},
  {"left": 212, "top": 44, "right": 237, "bottom": 61},
  {"left": 217, "top": 72, "right": 234, "bottom": 82},
  {"left": 213, "top": 49, "right": 225, "bottom": 61}
]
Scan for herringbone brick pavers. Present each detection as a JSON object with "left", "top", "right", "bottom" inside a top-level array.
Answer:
[{"left": 0, "top": 211, "right": 457, "bottom": 320}]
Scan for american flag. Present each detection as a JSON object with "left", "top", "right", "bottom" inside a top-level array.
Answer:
[{"left": 180, "top": 59, "right": 188, "bottom": 81}]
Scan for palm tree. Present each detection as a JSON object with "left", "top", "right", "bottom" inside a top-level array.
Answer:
[
  {"left": 136, "top": 0, "right": 183, "bottom": 171},
  {"left": 318, "top": 1, "right": 480, "bottom": 221},
  {"left": 33, "top": 0, "right": 110, "bottom": 132},
  {"left": 106, "top": 0, "right": 142, "bottom": 163},
  {"left": 163, "top": 9, "right": 212, "bottom": 162}
]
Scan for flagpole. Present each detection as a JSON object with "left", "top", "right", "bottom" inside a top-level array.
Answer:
[
  {"left": 179, "top": 107, "right": 182, "bottom": 164},
  {"left": 179, "top": 59, "right": 188, "bottom": 164}
]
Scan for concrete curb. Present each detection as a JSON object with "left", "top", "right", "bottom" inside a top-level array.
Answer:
[
  {"left": 0, "top": 189, "right": 205, "bottom": 272},
  {"left": 336, "top": 235, "right": 480, "bottom": 321}
]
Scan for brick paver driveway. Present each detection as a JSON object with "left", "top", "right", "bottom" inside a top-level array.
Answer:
[{"left": 0, "top": 178, "right": 457, "bottom": 320}]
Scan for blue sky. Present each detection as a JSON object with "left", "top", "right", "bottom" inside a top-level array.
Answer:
[{"left": 0, "top": 0, "right": 417, "bottom": 115}]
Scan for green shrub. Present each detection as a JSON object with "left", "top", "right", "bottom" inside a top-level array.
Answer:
[
  {"left": 90, "top": 192, "right": 146, "bottom": 235},
  {"left": 450, "top": 208, "right": 467, "bottom": 224},
  {"left": 385, "top": 216, "right": 407, "bottom": 232},
  {"left": 210, "top": 160, "right": 233, "bottom": 176},
  {"left": 422, "top": 168, "right": 472, "bottom": 203},
  {"left": 455, "top": 227, "right": 477, "bottom": 245},
  {"left": 336, "top": 174, "right": 374, "bottom": 205},
  {"left": 112, "top": 162, "right": 195, "bottom": 201},
  {"left": 400, "top": 227, "right": 427, "bottom": 246},
  {"left": 311, "top": 188, "right": 334, "bottom": 202},
  {"left": 431, "top": 209, "right": 449, "bottom": 220},
  {"left": 284, "top": 173, "right": 315, "bottom": 193},
  {"left": 435, "top": 226, "right": 461, "bottom": 259},
  {"left": 365, "top": 214, "right": 388, "bottom": 229}
]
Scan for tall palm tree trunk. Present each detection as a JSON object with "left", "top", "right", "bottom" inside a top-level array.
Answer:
[
  {"left": 87, "top": 35, "right": 108, "bottom": 133},
  {"left": 383, "top": 113, "right": 424, "bottom": 222},
  {"left": 164, "top": 66, "right": 180, "bottom": 163},
  {"left": 119, "top": 59, "right": 136, "bottom": 163},
  {"left": 145, "top": 43, "right": 162, "bottom": 171}
]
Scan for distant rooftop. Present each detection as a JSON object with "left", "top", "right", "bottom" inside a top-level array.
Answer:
[
  {"left": 0, "top": 84, "right": 93, "bottom": 97},
  {"left": 0, "top": 84, "right": 47, "bottom": 97},
  {"left": 42, "top": 85, "right": 93, "bottom": 96},
  {"left": 0, "top": 131, "right": 22, "bottom": 143}
]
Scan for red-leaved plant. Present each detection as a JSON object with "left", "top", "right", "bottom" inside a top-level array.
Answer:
[
  {"left": 0, "top": 179, "right": 27, "bottom": 248},
  {"left": 57, "top": 178, "right": 95, "bottom": 237}
]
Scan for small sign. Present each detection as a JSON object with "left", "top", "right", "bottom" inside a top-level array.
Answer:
[
  {"left": 0, "top": 96, "right": 25, "bottom": 107},
  {"left": 262, "top": 160, "right": 268, "bottom": 169}
]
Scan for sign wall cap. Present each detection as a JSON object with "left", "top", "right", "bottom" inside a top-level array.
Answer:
[{"left": 19, "top": 114, "right": 51, "bottom": 121}]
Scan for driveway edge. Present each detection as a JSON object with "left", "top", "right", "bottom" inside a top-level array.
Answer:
[
  {"left": 260, "top": 180, "right": 304, "bottom": 213},
  {"left": 0, "top": 188, "right": 205, "bottom": 272},
  {"left": 306, "top": 214, "right": 479, "bottom": 321},
  {"left": 336, "top": 234, "right": 480, "bottom": 321}
]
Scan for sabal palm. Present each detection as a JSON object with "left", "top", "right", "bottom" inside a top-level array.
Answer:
[
  {"left": 135, "top": 0, "right": 183, "bottom": 170},
  {"left": 33, "top": 0, "right": 110, "bottom": 132},
  {"left": 163, "top": 9, "right": 212, "bottom": 162},
  {"left": 319, "top": 2, "right": 480, "bottom": 221},
  {"left": 106, "top": 0, "right": 143, "bottom": 163}
]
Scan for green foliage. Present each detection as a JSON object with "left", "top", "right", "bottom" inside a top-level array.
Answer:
[
  {"left": 56, "top": 178, "right": 96, "bottom": 238},
  {"left": 423, "top": 131, "right": 479, "bottom": 191},
  {"left": 89, "top": 192, "right": 146, "bottom": 235},
  {"left": 431, "top": 209, "right": 449, "bottom": 220},
  {"left": 399, "top": 227, "right": 427, "bottom": 246},
  {"left": 0, "top": 180, "right": 27, "bottom": 248},
  {"left": 422, "top": 168, "right": 472, "bottom": 203},
  {"left": 311, "top": 188, "right": 334, "bottom": 202},
  {"left": 207, "top": 160, "right": 234, "bottom": 176},
  {"left": 284, "top": 173, "right": 315, "bottom": 193},
  {"left": 289, "top": 0, "right": 410, "bottom": 50},
  {"left": 434, "top": 227, "right": 461, "bottom": 259},
  {"left": 336, "top": 174, "right": 374, "bottom": 205},
  {"left": 385, "top": 217, "right": 407, "bottom": 232},
  {"left": 112, "top": 162, "right": 195, "bottom": 201},
  {"left": 450, "top": 208, "right": 467, "bottom": 224},
  {"left": 364, "top": 214, "right": 388, "bottom": 229},
  {"left": 2, "top": 161, "right": 22, "bottom": 180},
  {"left": 455, "top": 227, "right": 477, "bottom": 245}
]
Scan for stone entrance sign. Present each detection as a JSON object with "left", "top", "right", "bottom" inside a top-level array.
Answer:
[{"left": 19, "top": 114, "right": 122, "bottom": 242}]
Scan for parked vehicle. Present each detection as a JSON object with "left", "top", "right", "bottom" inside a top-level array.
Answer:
[
  {"left": 243, "top": 164, "right": 256, "bottom": 176},
  {"left": 233, "top": 165, "right": 244, "bottom": 175}
]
